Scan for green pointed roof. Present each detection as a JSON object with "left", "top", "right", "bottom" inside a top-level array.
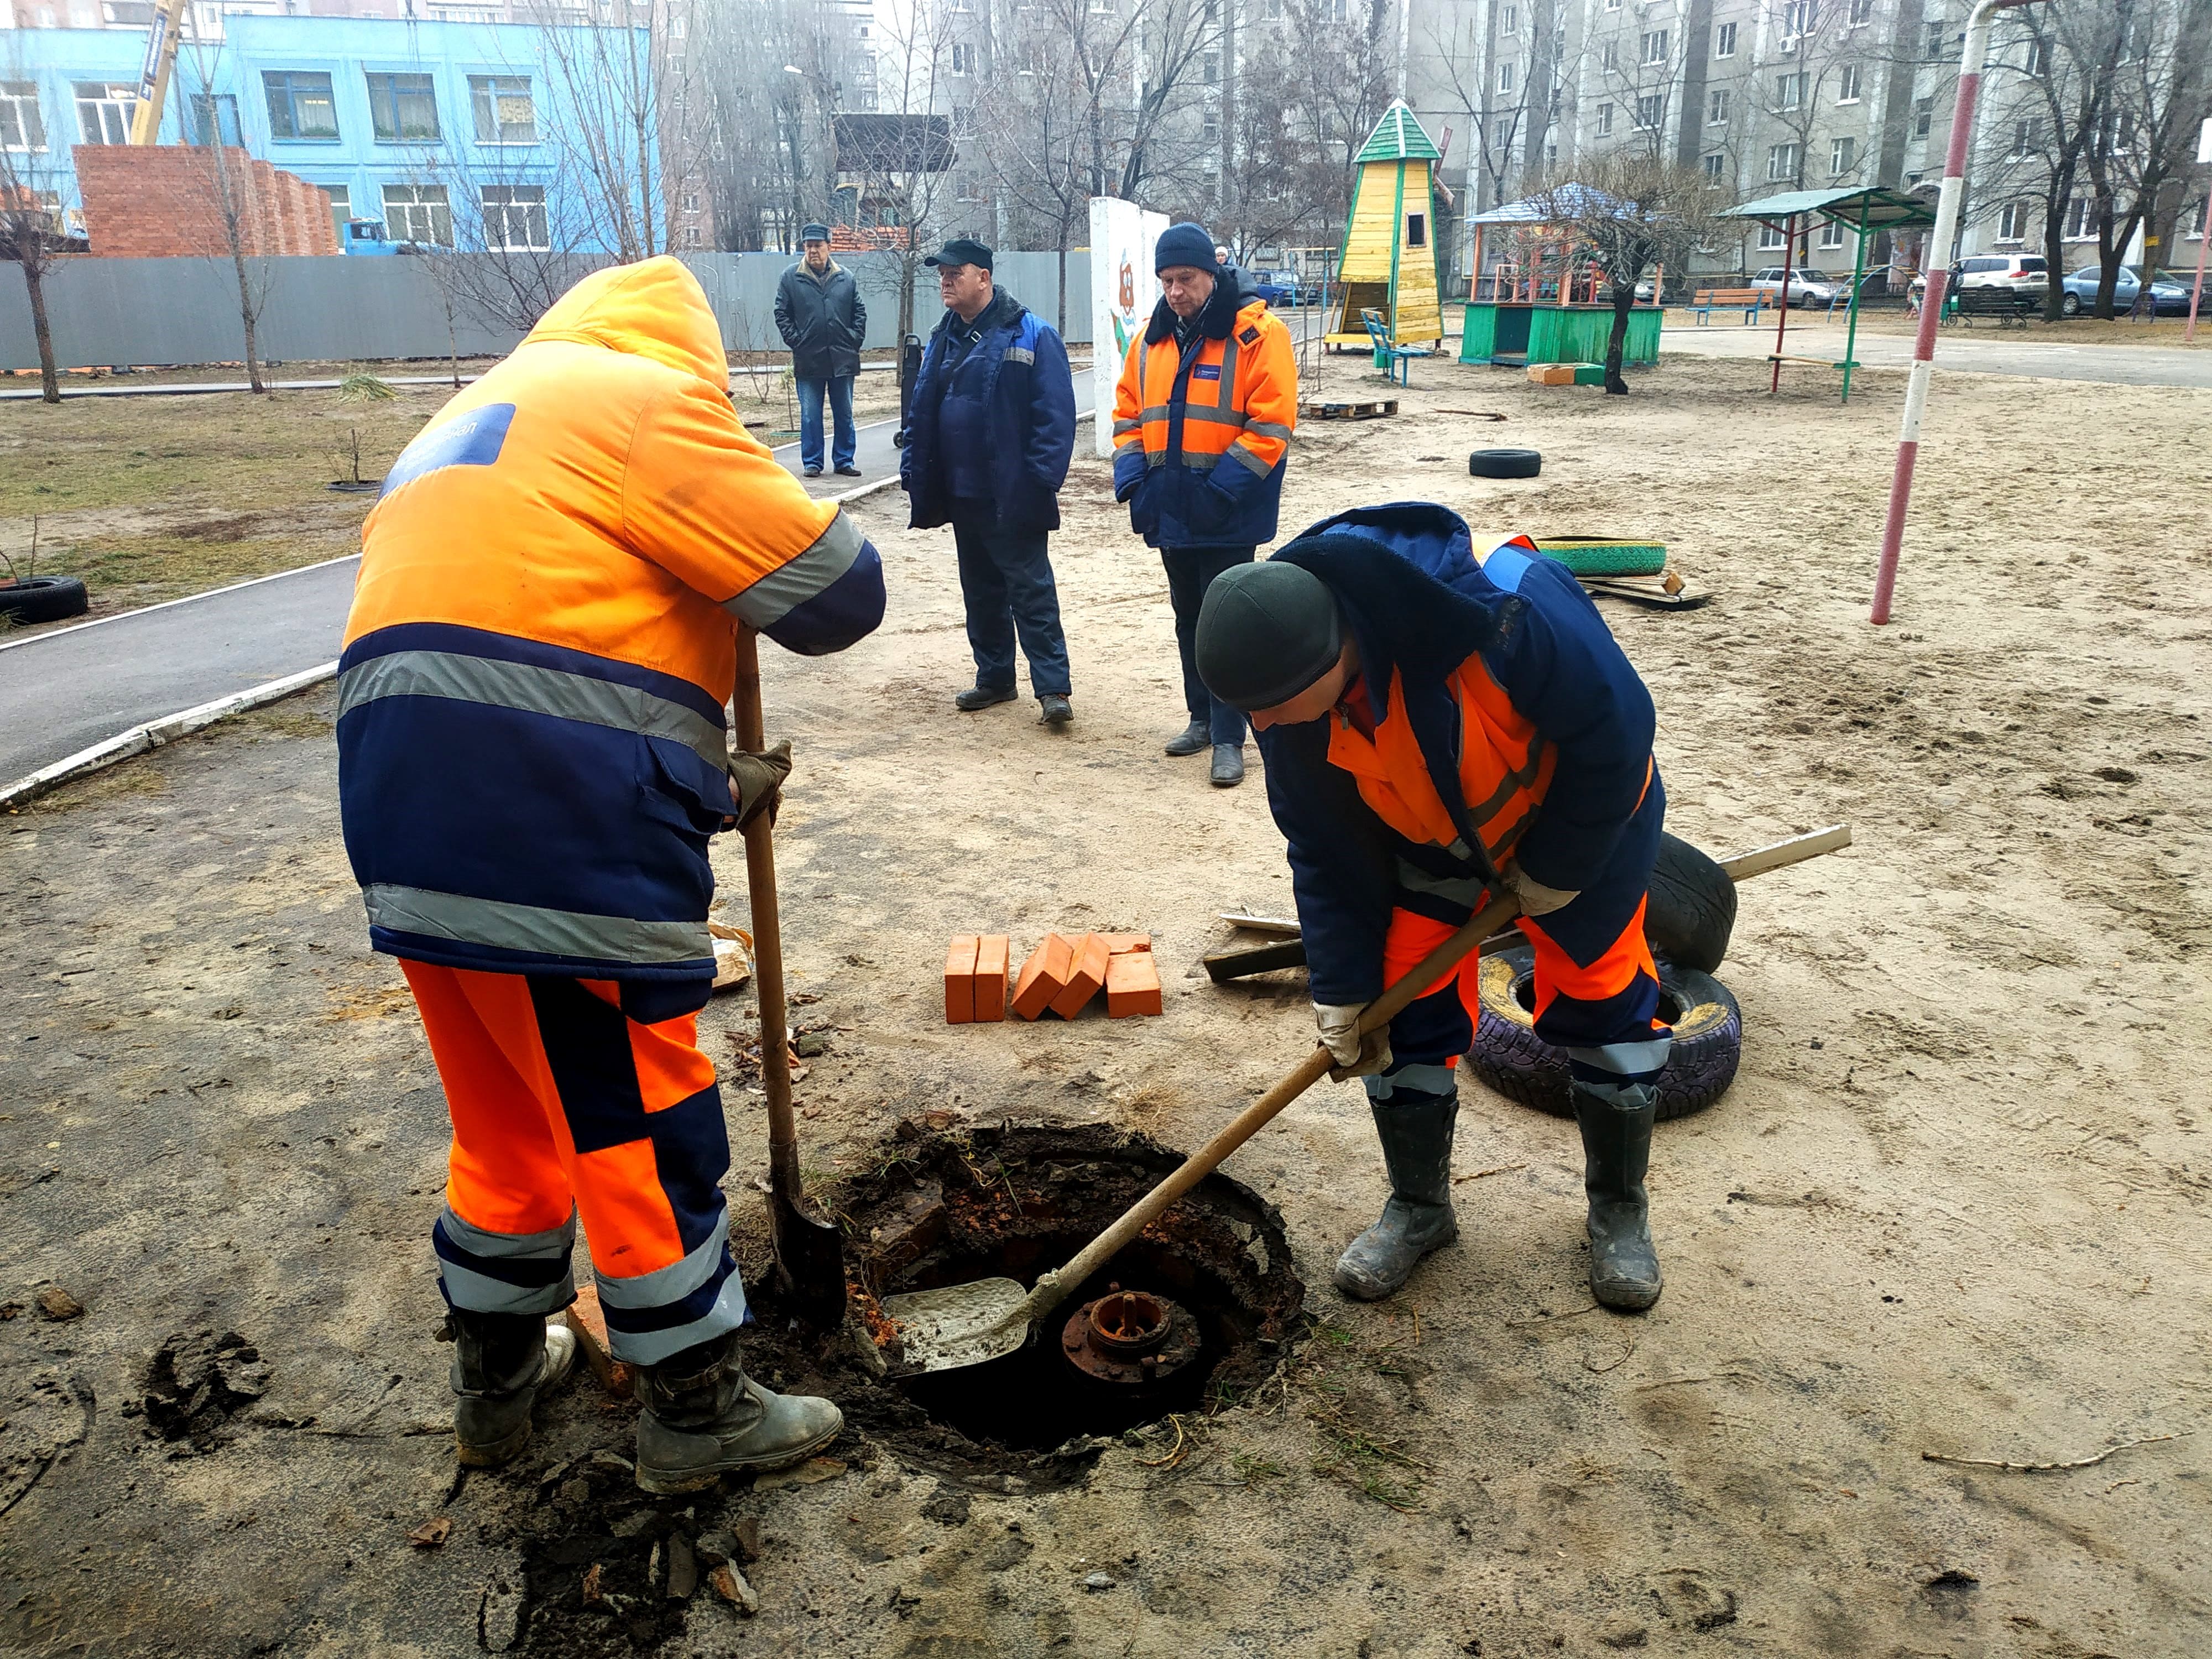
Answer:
[{"left": 1354, "top": 100, "right": 1443, "bottom": 164}]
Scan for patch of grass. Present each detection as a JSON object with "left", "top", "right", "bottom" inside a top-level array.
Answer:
[
  {"left": 239, "top": 705, "right": 335, "bottom": 741},
  {"left": 1284, "top": 1313, "right": 1433, "bottom": 1512}
]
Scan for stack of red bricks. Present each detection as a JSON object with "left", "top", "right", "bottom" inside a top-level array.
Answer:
[
  {"left": 943, "top": 933, "right": 1161, "bottom": 1024},
  {"left": 72, "top": 144, "right": 338, "bottom": 258}
]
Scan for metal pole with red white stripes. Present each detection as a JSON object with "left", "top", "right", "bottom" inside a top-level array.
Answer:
[{"left": 1870, "top": 0, "right": 2042, "bottom": 625}]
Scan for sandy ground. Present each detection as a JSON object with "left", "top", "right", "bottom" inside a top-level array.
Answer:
[{"left": 2, "top": 351, "right": 2208, "bottom": 1658}]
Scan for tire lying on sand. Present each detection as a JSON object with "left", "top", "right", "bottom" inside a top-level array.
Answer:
[
  {"left": 0, "top": 576, "right": 88, "bottom": 625},
  {"left": 1533, "top": 537, "right": 1669, "bottom": 578},
  {"left": 1469, "top": 447, "right": 1542, "bottom": 479},
  {"left": 1467, "top": 942, "right": 1743, "bottom": 1121},
  {"left": 1641, "top": 831, "right": 1738, "bottom": 973}
]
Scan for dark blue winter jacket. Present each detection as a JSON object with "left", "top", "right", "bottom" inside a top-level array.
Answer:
[
  {"left": 1255, "top": 503, "right": 1659, "bottom": 1004},
  {"left": 901, "top": 289, "right": 1076, "bottom": 534}
]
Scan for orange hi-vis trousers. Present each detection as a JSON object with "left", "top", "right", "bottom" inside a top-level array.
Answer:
[{"left": 404, "top": 962, "right": 745, "bottom": 1366}]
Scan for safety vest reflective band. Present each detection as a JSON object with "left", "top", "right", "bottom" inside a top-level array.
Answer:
[
  {"left": 1326, "top": 656, "right": 1557, "bottom": 865},
  {"left": 1113, "top": 298, "right": 1295, "bottom": 479}
]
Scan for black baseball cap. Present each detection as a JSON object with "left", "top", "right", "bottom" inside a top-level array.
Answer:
[{"left": 925, "top": 238, "right": 994, "bottom": 272}]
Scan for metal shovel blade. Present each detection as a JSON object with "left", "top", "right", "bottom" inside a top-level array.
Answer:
[{"left": 878, "top": 1277, "right": 1031, "bottom": 1377}]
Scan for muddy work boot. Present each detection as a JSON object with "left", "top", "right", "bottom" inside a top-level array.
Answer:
[
  {"left": 634, "top": 1331, "right": 843, "bottom": 1495},
  {"left": 448, "top": 1308, "right": 577, "bottom": 1468},
  {"left": 1333, "top": 1086, "right": 1460, "bottom": 1301},
  {"left": 1573, "top": 1078, "right": 1663, "bottom": 1311}
]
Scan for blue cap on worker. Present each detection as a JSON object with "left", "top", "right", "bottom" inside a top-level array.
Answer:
[
  {"left": 1155, "top": 222, "right": 1219, "bottom": 275},
  {"left": 800, "top": 222, "right": 831, "bottom": 243},
  {"left": 925, "top": 237, "right": 993, "bottom": 271}
]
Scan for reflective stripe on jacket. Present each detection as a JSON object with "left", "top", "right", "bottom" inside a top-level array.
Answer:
[
  {"left": 339, "top": 256, "right": 886, "bottom": 988},
  {"left": 1110, "top": 270, "right": 1296, "bottom": 547}
]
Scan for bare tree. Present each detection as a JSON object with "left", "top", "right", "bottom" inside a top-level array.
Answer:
[
  {"left": 181, "top": 40, "right": 274, "bottom": 392},
  {"left": 1524, "top": 154, "right": 1724, "bottom": 395},
  {"left": 525, "top": 0, "right": 667, "bottom": 260},
  {"left": 0, "top": 76, "right": 67, "bottom": 404}
]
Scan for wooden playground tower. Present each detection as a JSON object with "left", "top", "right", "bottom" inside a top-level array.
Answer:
[{"left": 1326, "top": 100, "right": 1446, "bottom": 350}]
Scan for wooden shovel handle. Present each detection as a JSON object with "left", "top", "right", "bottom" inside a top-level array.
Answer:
[
  {"left": 732, "top": 628, "right": 804, "bottom": 1204},
  {"left": 1019, "top": 891, "right": 1523, "bottom": 1326}
]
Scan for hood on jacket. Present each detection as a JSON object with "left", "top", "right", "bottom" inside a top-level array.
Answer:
[
  {"left": 1145, "top": 265, "right": 1262, "bottom": 345},
  {"left": 524, "top": 255, "right": 728, "bottom": 389}
]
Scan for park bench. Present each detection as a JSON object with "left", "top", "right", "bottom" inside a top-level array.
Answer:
[
  {"left": 1691, "top": 288, "right": 1765, "bottom": 325},
  {"left": 1949, "top": 285, "right": 2032, "bottom": 328},
  {"left": 1360, "top": 308, "right": 1431, "bottom": 386}
]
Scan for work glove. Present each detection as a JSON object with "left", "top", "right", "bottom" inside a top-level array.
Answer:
[
  {"left": 1314, "top": 1001, "right": 1392, "bottom": 1082},
  {"left": 725, "top": 740, "right": 792, "bottom": 831},
  {"left": 1503, "top": 859, "right": 1578, "bottom": 917}
]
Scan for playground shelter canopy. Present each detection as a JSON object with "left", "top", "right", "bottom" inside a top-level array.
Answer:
[{"left": 1720, "top": 185, "right": 1938, "bottom": 399}]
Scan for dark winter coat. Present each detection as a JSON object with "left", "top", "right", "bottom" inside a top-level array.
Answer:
[
  {"left": 899, "top": 289, "right": 1077, "bottom": 535},
  {"left": 774, "top": 259, "right": 866, "bottom": 380}
]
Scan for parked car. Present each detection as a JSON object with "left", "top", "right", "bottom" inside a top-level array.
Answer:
[
  {"left": 2058, "top": 265, "right": 2194, "bottom": 316},
  {"left": 1750, "top": 266, "right": 1841, "bottom": 307},
  {"left": 1249, "top": 269, "right": 1313, "bottom": 307},
  {"left": 2151, "top": 269, "right": 2207, "bottom": 313},
  {"left": 1954, "top": 252, "right": 2048, "bottom": 301}
]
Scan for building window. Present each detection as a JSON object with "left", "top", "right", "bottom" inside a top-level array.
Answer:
[
  {"left": 1635, "top": 94, "right": 1662, "bottom": 129},
  {"left": 1, "top": 82, "right": 45, "bottom": 151},
  {"left": 1759, "top": 223, "right": 1786, "bottom": 249},
  {"left": 682, "top": 192, "right": 700, "bottom": 212},
  {"left": 2010, "top": 117, "right": 2038, "bottom": 157},
  {"left": 74, "top": 82, "right": 137, "bottom": 146},
  {"left": 264, "top": 71, "right": 339, "bottom": 140},
  {"left": 950, "top": 43, "right": 975, "bottom": 74},
  {"left": 1781, "top": 1, "right": 1814, "bottom": 36},
  {"left": 1835, "top": 63, "right": 1861, "bottom": 102},
  {"left": 1850, "top": 0, "right": 1874, "bottom": 22},
  {"left": 2188, "top": 197, "right": 2206, "bottom": 239},
  {"left": 1819, "top": 218, "right": 1845, "bottom": 249},
  {"left": 1596, "top": 102, "right": 1614, "bottom": 135},
  {"left": 1775, "top": 72, "right": 1807, "bottom": 111},
  {"left": 1500, "top": 3, "right": 1516, "bottom": 33},
  {"left": 1407, "top": 212, "right": 1426, "bottom": 248},
  {"left": 1707, "top": 87, "right": 1729, "bottom": 124},
  {"left": 1714, "top": 20, "right": 1736, "bottom": 56},
  {"left": 367, "top": 72, "right": 439, "bottom": 142},
  {"left": 384, "top": 181, "right": 453, "bottom": 246},
  {"left": 1499, "top": 60, "right": 1516, "bottom": 93},
  {"left": 325, "top": 182, "right": 351, "bottom": 239},
  {"left": 1204, "top": 51, "right": 1219, "bottom": 84},
  {"left": 189, "top": 91, "right": 241, "bottom": 145},
  {"left": 1767, "top": 142, "right": 1799, "bottom": 180},
  {"left": 1927, "top": 22, "right": 1950, "bottom": 60},
  {"left": 469, "top": 76, "right": 536, "bottom": 144},
  {"left": 481, "top": 184, "right": 549, "bottom": 251},
  {"left": 2064, "top": 196, "right": 2093, "bottom": 241},
  {"left": 1641, "top": 29, "right": 1669, "bottom": 65},
  {"left": 1997, "top": 200, "right": 2026, "bottom": 242},
  {"left": 1914, "top": 97, "right": 1933, "bottom": 138},
  {"left": 1702, "top": 152, "right": 1725, "bottom": 181},
  {"left": 1601, "top": 40, "right": 1618, "bottom": 71},
  {"left": 1830, "top": 135, "right": 1856, "bottom": 174},
  {"left": 2025, "top": 38, "right": 2049, "bottom": 76},
  {"left": 1202, "top": 110, "right": 1220, "bottom": 139}
]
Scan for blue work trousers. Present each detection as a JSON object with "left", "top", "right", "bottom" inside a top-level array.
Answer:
[
  {"left": 796, "top": 375, "right": 856, "bottom": 473},
  {"left": 1162, "top": 545, "right": 1255, "bottom": 746},
  {"left": 953, "top": 509, "right": 1072, "bottom": 697}
]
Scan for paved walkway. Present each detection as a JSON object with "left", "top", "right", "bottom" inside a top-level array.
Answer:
[
  {"left": 0, "top": 418, "right": 910, "bottom": 791},
  {"left": 1660, "top": 324, "right": 2212, "bottom": 389}
]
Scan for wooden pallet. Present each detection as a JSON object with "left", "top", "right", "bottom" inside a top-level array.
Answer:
[{"left": 1300, "top": 397, "right": 1399, "bottom": 420}]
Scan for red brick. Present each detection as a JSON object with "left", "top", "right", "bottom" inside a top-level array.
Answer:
[
  {"left": 1098, "top": 933, "right": 1152, "bottom": 954},
  {"left": 1012, "top": 933, "right": 1074, "bottom": 1021},
  {"left": 1050, "top": 932, "right": 1111, "bottom": 1021},
  {"left": 564, "top": 1286, "right": 634, "bottom": 1397},
  {"left": 1105, "top": 950, "right": 1163, "bottom": 1018},
  {"left": 943, "top": 935, "right": 979, "bottom": 1024},
  {"left": 973, "top": 935, "right": 1009, "bottom": 1022}
]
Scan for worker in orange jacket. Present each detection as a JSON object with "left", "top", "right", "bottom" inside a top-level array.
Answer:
[
  {"left": 1113, "top": 222, "right": 1297, "bottom": 788},
  {"left": 338, "top": 257, "right": 885, "bottom": 1492}
]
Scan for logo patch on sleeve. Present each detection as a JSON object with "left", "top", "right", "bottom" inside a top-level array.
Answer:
[
  {"left": 1239, "top": 326, "right": 1261, "bottom": 345},
  {"left": 379, "top": 403, "right": 518, "bottom": 499}
]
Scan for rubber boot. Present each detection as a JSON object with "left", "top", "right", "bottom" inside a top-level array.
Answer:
[
  {"left": 1573, "top": 1079, "right": 1663, "bottom": 1311},
  {"left": 448, "top": 1308, "right": 577, "bottom": 1468},
  {"left": 634, "top": 1331, "right": 844, "bottom": 1495},
  {"left": 1333, "top": 1089, "right": 1460, "bottom": 1301}
]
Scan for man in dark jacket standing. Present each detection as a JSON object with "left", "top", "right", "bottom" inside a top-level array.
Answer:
[
  {"left": 900, "top": 238, "right": 1079, "bottom": 726},
  {"left": 774, "top": 224, "right": 865, "bottom": 478}
]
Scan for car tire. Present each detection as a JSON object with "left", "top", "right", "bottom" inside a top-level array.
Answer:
[
  {"left": 2061, "top": 292, "right": 2081, "bottom": 317},
  {"left": 1470, "top": 448, "right": 1541, "bottom": 479},
  {"left": 1642, "top": 832, "right": 1738, "bottom": 973},
  {"left": 0, "top": 575, "right": 88, "bottom": 624},
  {"left": 1467, "top": 943, "right": 1743, "bottom": 1123}
]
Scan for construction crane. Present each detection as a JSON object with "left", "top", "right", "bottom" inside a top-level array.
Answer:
[{"left": 127, "top": 0, "right": 194, "bottom": 145}]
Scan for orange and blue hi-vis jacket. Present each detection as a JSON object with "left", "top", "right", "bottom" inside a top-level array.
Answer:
[
  {"left": 1111, "top": 268, "right": 1297, "bottom": 547},
  {"left": 337, "top": 257, "right": 885, "bottom": 998},
  {"left": 1253, "top": 504, "right": 1657, "bottom": 1006}
]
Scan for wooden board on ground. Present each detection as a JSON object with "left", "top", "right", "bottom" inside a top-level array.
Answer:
[
  {"left": 1578, "top": 571, "right": 1712, "bottom": 611},
  {"left": 1300, "top": 397, "right": 1399, "bottom": 420}
]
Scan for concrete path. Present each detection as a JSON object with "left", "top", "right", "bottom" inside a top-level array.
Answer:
[
  {"left": 777, "top": 416, "right": 903, "bottom": 499},
  {"left": 1659, "top": 322, "right": 2212, "bottom": 389}
]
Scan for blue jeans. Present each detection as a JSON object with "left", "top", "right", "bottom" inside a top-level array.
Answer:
[
  {"left": 796, "top": 375, "right": 855, "bottom": 473},
  {"left": 1161, "top": 545, "right": 1254, "bottom": 746},
  {"left": 952, "top": 508, "right": 1071, "bottom": 697}
]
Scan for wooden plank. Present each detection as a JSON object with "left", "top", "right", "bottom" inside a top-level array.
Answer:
[
  {"left": 1578, "top": 575, "right": 1712, "bottom": 611},
  {"left": 1217, "top": 911, "right": 1303, "bottom": 936},
  {"left": 1717, "top": 824, "right": 1852, "bottom": 883}
]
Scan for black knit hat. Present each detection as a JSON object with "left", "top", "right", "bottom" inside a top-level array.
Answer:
[
  {"left": 1154, "top": 222, "right": 1219, "bottom": 275},
  {"left": 1197, "top": 562, "right": 1344, "bottom": 711}
]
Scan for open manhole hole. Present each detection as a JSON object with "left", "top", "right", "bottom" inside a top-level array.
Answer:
[{"left": 744, "top": 1121, "right": 1304, "bottom": 1484}]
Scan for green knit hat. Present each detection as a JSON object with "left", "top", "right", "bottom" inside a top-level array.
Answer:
[{"left": 1196, "top": 562, "right": 1344, "bottom": 711}]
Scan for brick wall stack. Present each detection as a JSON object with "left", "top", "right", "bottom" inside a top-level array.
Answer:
[{"left": 72, "top": 145, "right": 338, "bottom": 258}]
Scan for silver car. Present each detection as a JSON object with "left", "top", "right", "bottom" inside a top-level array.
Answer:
[{"left": 1750, "top": 265, "right": 1840, "bottom": 307}]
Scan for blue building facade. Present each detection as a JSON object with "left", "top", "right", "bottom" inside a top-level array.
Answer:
[{"left": 0, "top": 16, "right": 654, "bottom": 255}]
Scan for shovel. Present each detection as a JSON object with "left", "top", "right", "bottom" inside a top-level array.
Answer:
[
  {"left": 878, "top": 889, "right": 1524, "bottom": 1377},
  {"left": 733, "top": 627, "right": 847, "bottom": 1322}
]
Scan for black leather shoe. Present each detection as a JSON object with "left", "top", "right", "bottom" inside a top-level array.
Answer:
[
  {"left": 834, "top": 464, "right": 862, "bottom": 476},
  {"left": 1039, "top": 693, "right": 1074, "bottom": 727},
  {"left": 1164, "top": 720, "right": 1209, "bottom": 757},
  {"left": 954, "top": 685, "right": 1018, "bottom": 712},
  {"left": 803, "top": 467, "right": 823, "bottom": 478},
  {"left": 1209, "top": 743, "right": 1245, "bottom": 786}
]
